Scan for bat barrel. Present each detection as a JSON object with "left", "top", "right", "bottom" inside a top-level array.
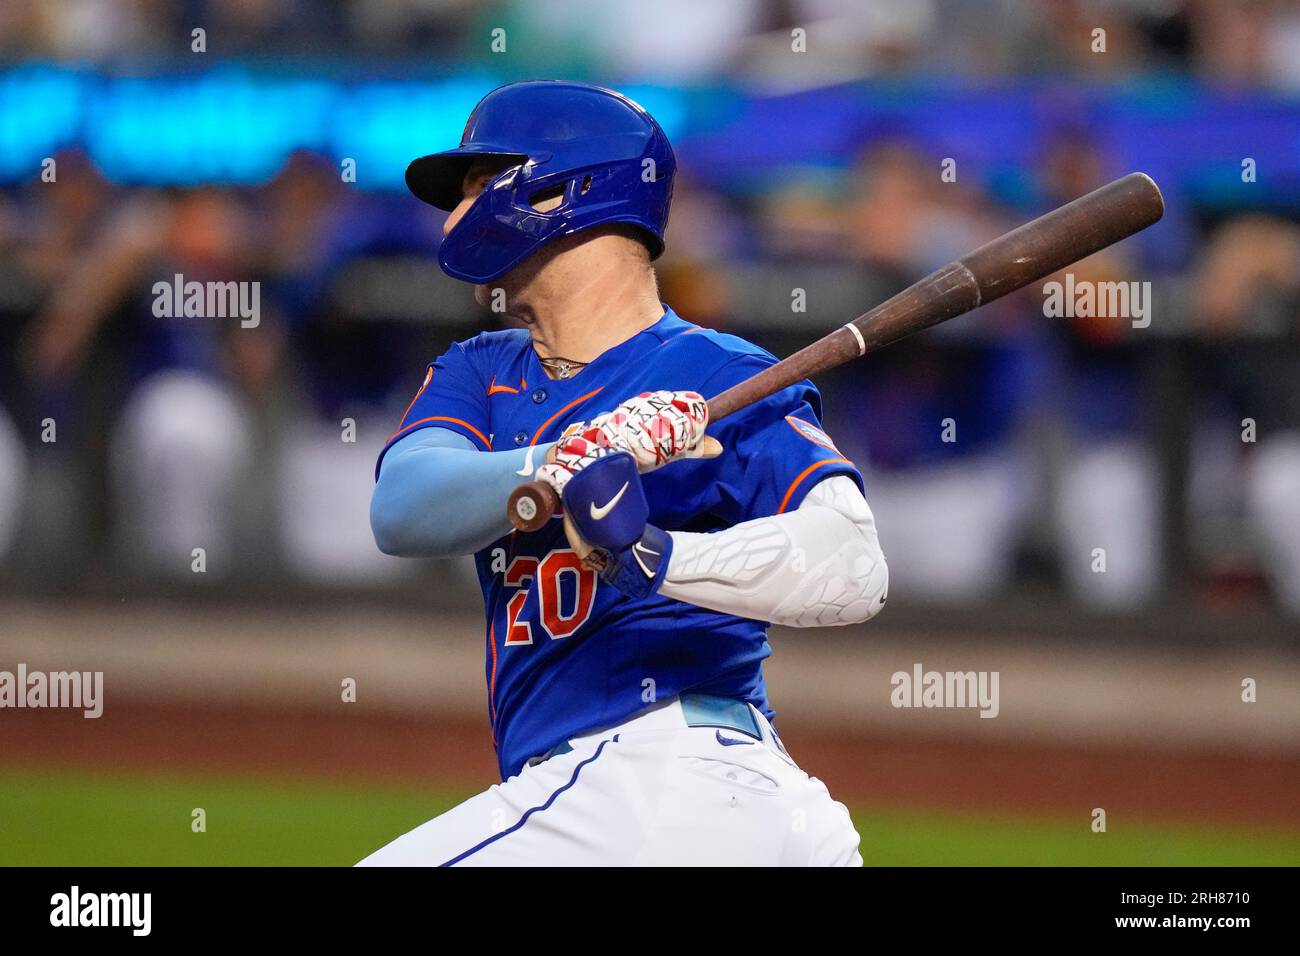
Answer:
[
  {"left": 708, "top": 172, "right": 1163, "bottom": 422},
  {"left": 961, "top": 171, "right": 1164, "bottom": 306}
]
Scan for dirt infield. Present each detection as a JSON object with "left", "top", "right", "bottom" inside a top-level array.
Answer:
[
  {"left": 4, "top": 600, "right": 1298, "bottom": 835},
  {"left": 4, "top": 696, "right": 1297, "bottom": 830}
]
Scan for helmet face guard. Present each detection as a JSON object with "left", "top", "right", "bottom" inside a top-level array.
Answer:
[{"left": 405, "top": 81, "right": 676, "bottom": 284}]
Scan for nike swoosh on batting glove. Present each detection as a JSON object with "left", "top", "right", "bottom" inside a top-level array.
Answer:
[{"left": 561, "top": 451, "right": 673, "bottom": 598}]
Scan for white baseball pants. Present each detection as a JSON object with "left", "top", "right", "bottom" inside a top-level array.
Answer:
[{"left": 357, "top": 697, "right": 862, "bottom": 867}]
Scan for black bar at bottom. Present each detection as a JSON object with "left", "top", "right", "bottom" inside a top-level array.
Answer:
[{"left": 0, "top": 866, "right": 1284, "bottom": 941}]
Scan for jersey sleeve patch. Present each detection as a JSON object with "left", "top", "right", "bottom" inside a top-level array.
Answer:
[{"left": 785, "top": 415, "right": 842, "bottom": 455}]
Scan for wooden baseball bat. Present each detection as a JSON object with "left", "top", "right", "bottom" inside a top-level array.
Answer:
[{"left": 507, "top": 171, "right": 1164, "bottom": 532}]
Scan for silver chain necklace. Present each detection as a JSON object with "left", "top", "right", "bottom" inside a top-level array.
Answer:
[{"left": 537, "top": 355, "right": 589, "bottom": 379}]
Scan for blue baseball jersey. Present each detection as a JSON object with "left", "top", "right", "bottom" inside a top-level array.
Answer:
[{"left": 377, "top": 308, "right": 863, "bottom": 779}]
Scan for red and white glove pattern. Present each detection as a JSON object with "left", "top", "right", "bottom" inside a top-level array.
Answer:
[{"left": 535, "top": 390, "right": 709, "bottom": 494}]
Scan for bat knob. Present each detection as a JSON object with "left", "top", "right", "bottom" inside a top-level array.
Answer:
[{"left": 508, "top": 481, "right": 559, "bottom": 532}]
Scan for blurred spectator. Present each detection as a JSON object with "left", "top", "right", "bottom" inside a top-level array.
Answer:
[
  {"left": 4, "top": 151, "right": 123, "bottom": 582},
  {"left": 256, "top": 153, "right": 411, "bottom": 583},
  {"left": 658, "top": 174, "right": 750, "bottom": 330},
  {"left": 1038, "top": 127, "right": 1165, "bottom": 611},
  {"left": 1189, "top": 0, "right": 1300, "bottom": 92},
  {"left": 831, "top": 140, "right": 1040, "bottom": 603},
  {"left": 1188, "top": 215, "right": 1300, "bottom": 614},
  {"left": 0, "top": 0, "right": 174, "bottom": 59},
  {"left": 47, "top": 188, "right": 267, "bottom": 581},
  {"left": 491, "top": 0, "right": 763, "bottom": 81},
  {"left": 23, "top": 159, "right": 419, "bottom": 586},
  {"left": 2, "top": 0, "right": 1293, "bottom": 95}
]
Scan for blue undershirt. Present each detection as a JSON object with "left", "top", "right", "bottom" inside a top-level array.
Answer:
[{"left": 371, "top": 427, "right": 554, "bottom": 557}]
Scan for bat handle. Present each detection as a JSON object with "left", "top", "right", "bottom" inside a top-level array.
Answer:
[{"left": 508, "top": 480, "right": 559, "bottom": 532}]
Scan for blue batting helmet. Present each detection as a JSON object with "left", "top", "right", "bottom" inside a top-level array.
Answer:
[{"left": 406, "top": 80, "right": 676, "bottom": 284}]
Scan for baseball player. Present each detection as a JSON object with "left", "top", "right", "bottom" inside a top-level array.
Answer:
[{"left": 359, "top": 81, "right": 888, "bottom": 866}]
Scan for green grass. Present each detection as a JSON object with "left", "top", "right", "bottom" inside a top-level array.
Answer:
[
  {"left": 2, "top": 767, "right": 1297, "bottom": 866},
  {"left": 0, "top": 768, "right": 461, "bottom": 866},
  {"left": 854, "top": 808, "right": 1300, "bottom": 866}
]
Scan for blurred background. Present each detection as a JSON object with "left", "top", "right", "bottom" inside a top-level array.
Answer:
[{"left": 0, "top": 0, "right": 1297, "bottom": 865}]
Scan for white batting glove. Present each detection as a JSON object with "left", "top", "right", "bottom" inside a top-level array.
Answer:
[{"left": 535, "top": 390, "right": 716, "bottom": 495}]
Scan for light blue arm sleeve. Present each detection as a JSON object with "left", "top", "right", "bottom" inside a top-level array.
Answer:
[{"left": 370, "top": 428, "right": 554, "bottom": 558}]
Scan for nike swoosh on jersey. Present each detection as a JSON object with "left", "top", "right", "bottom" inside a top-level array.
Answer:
[
  {"left": 589, "top": 481, "right": 629, "bottom": 520},
  {"left": 715, "top": 730, "right": 755, "bottom": 747}
]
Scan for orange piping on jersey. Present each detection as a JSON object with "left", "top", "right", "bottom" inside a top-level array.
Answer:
[
  {"left": 487, "top": 375, "right": 520, "bottom": 396},
  {"left": 530, "top": 388, "right": 604, "bottom": 445},
  {"left": 487, "top": 619, "right": 499, "bottom": 746},
  {"left": 776, "top": 457, "right": 852, "bottom": 514},
  {"left": 395, "top": 368, "right": 434, "bottom": 431},
  {"left": 388, "top": 415, "right": 492, "bottom": 450},
  {"left": 648, "top": 324, "right": 702, "bottom": 349},
  {"left": 520, "top": 375, "right": 527, "bottom": 390}
]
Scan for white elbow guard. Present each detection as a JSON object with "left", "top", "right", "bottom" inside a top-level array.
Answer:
[
  {"left": 767, "top": 475, "right": 889, "bottom": 627},
  {"left": 664, "top": 475, "right": 888, "bottom": 627}
]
